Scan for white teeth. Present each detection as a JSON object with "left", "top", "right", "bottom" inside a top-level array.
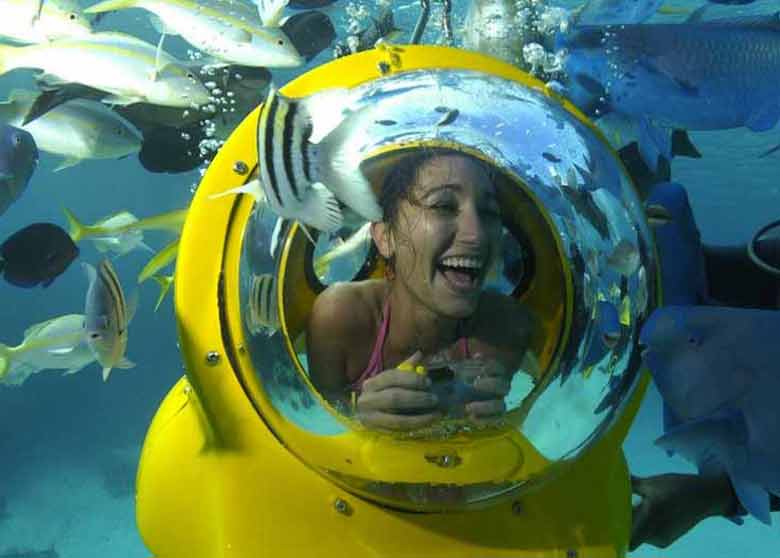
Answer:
[{"left": 440, "top": 256, "right": 482, "bottom": 270}]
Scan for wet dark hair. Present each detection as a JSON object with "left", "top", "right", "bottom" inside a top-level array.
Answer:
[{"left": 377, "top": 147, "right": 499, "bottom": 231}]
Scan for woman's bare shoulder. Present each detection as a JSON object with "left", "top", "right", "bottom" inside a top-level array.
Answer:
[{"left": 308, "top": 280, "right": 385, "bottom": 336}]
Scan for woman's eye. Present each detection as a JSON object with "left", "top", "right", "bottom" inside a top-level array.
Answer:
[{"left": 430, "top": 202, "right": 457, "bottom": 214}]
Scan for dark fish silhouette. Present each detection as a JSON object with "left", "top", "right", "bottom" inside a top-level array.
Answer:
[
  {"left": 282, "top": 10, "right": 336, "bottom": 61},
  {"left": 0, "top": 124, "right": 38, "bottom": 216},
  {"left": 0, "top": 223, "right": 79, "bottom": 288}
]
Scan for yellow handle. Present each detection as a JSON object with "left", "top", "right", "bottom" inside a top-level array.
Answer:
[{"left": 398, "top": 361, "right": 427, "bottom": 375}]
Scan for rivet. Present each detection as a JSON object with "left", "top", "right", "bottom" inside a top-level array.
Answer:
[
  {"left": 334, "top": 498, "right": 352, "bottom": 516},
  {"left": 512, "top": 500, "right": 523, "bottom": 515},
  {"left": 232, "top": 161, "right": 249, "bottom": 175},
  {"left": 206, "top": 351, "right": 221, "bottom": 365}
]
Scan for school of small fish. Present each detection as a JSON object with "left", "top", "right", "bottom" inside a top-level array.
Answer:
[{"left": 1, "top": 5, "right": 779, "bottom": 540}]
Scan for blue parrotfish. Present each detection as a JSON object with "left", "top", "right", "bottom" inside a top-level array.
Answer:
[
  {"left": 644, "top": 182, "right": 708, "bottom": 306},
  {"left": 640, "top": 305, "right": 780, "bottom": 524},
  {"left": 558, "top": 13, "right": 780, "bottom": 169},
  {"left": 0, "top": 123, "right": 37, "bottom": 216}
]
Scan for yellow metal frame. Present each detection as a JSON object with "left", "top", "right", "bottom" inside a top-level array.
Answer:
[{"left": 136, "top": 45, "right": 654, "bottom": 558}]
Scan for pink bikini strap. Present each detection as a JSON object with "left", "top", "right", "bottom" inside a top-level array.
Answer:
[{"left": 351, "top": 297, "right": 391, "bottom": 391}]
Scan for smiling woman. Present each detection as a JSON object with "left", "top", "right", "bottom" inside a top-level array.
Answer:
[{"left": 306, "top": 147, "right": 535, "bottom": 430}]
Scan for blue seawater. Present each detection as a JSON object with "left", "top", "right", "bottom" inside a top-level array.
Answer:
[{"left": 0, "top": 2, "right": 777, "bottom": 557}]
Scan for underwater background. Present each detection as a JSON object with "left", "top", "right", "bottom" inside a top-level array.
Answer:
[{"left": 0, "top": 1, "right": 778, "bottom": 556}]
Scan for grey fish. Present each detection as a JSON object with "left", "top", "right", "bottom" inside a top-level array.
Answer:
[
  {"left": 0, "top": 123, "right": 37, "bottom": 216},
  {"left": 560, "top": 13, "right": 780, "bottom": 167},
  {"left": 640, "top": 305, "right": 780, "bottom": 524},
  {"left": 83, "top": 259, "right": 135, "bottom": 381}
]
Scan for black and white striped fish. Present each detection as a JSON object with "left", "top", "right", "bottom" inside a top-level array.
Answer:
[
  {"left": 247, "top": 273, "right": 279, "bottom": 335},
  {"left": 211, "top": 86, "right": 382, "bottom": 237},
  {"left": 83, "top": 259, "right": 136, "bottom": 381}
]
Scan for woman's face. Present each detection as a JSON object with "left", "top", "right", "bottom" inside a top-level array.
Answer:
[{"left": 389, "top": 153, "right": 503, "bottom": 318}]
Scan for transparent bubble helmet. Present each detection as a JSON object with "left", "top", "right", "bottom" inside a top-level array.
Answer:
[{"left": 230, "top": 69, "right": 658, "bottom": 511}]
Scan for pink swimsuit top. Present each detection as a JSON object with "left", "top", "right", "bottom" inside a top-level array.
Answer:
[{"left": 350, "top": 298, "right": 471, "bottom": 392}]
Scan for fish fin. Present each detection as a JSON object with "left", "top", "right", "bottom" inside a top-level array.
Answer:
[
  {"left": 745, "top": 101, "right": 780, "bottom": 133},
  {"left": 637, "top": 118, "right": 671, "bottom": 173},
  {"left": 102, "top": 95, "right": 143, "bottom": 107},
  {"left": 671, "top": 129, "right": 701, "bottom": 159},
  {"left": 685, "top": 4, "right": 710, "bottom": 23},
  {"left": 63, "top": 207, "right": 89, "bottom": 243},
  {"left": 126, "top": 289, "right": 139, "bottom": 323},
  {"left": 257, "top": 0, "right": 288, "bottom": 27},
  {"left": 35, "top": 72, "right": 72, "bottom": 89},
  {"left": 138, "top": 238, "right": 179, "bottom": 283},
  {"left": 49, "top": 346, "right": 76, "bottom": 355},
  {"left": 102, "top": 366, "right": 112, "bottom": 382},
  {"left": 151, "top": 29, "right": 166, "bottom": 81},
  {"left": 116, "top": 357, "right": 135, "bottom": 369},
  {"left": 137, "top": 241, "right": 155, "bottom": 254},
  {"left": 731, "top": 475, "right": 772, "bottom": 525},
  {"left": 53, "top": 157, "right": 81, "bottom": 172},
  {"left": 297, "top": 182, "right": 343, "bottom": 233},
  {"left": 151, "top": 275, "right": 173, "bottom": 312},
  {"left": 82, "top": 261, "right": 97, "bottom": 286},
  {"left": 316, "top": 122, "right": 381, "bottom": 222},
  {"left": 62, "top": 366, "right": 86, "bottom": 376},
  {"left": 83, "top": 0, "right": 138, "bottom": 15},
  {"left": 0, "top": 343, "right": 11, "bottom": 382},
  {"left": 209, "top": 178, "right": 265, "bottom": 202}
]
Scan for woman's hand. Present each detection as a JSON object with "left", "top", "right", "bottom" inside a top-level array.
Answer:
[
  {"left": 630, "top": 473, "right": 739, "bottom": 551},
  {"left": 451, "top": 353, "right": 511, "bottom": 419},
  {"left": 356, "top": 351, "right": 441, "bottom": 430}
]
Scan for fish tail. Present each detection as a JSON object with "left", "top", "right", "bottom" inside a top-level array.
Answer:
[
  {"left": 151, "top": 275, "right": 173, "bottom": 312},
  {"left": 83, "top": 0, "right": 137, "bottom": 15},
  {"left": 138, "top": 238, "right": 179, "bottom": 284},
  {"left": 0, "top": 343, "right": 13, "bottom": 382},
  {"left": 63, "top": 207, "right": 88, "bottom": 242}
]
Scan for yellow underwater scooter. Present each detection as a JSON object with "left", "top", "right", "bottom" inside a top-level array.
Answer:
[{"left": 135, "top": 45, "right": 660, "bottom": 557}]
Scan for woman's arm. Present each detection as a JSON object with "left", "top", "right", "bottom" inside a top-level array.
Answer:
[{"left": 306, "top": 285, "right": 366, "bottom": 406}]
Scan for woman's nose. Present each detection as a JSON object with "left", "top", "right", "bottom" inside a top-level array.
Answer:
[{"left": 456, "top": 203, "right": 487, "bottom": 244}]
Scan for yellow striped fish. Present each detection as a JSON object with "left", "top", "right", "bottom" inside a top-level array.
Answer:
[{"left": 83, "top": 259, "right": 136, "bottom": 381}]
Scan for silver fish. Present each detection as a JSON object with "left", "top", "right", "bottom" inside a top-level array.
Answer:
[
  {"left": 213, "top": 86, "right": 380, "bottom": 237},
  {"left": 83, "top": 259, "right": 135, "bottom": 381}
]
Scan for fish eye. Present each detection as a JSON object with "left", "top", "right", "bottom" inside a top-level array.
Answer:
[
  {"left": 687, "top": 336, "right": 699, "bottom": 346},
  {"left": 69, "top": 12, "right": 77, "bottom": 20},
  {"left": 277, "top": 39, "right": 284, "bottom": 46},
  {"left": 12, "top": 134, "right": 21, "bottom": 146},
  {"left": 90, "top": 332, "right": 100, "bottom": 340}
]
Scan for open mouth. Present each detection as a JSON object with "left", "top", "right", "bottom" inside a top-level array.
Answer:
[{"left": 435, "top": 255, "right": 484, "bottom": 292}]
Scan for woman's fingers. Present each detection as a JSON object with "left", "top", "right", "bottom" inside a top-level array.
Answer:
[
  {"left": 362, "top": 368, "right": 432, "bottom": 392},
  {"left": 358, "top": 387, "right": 438, "bottom": 412}
]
